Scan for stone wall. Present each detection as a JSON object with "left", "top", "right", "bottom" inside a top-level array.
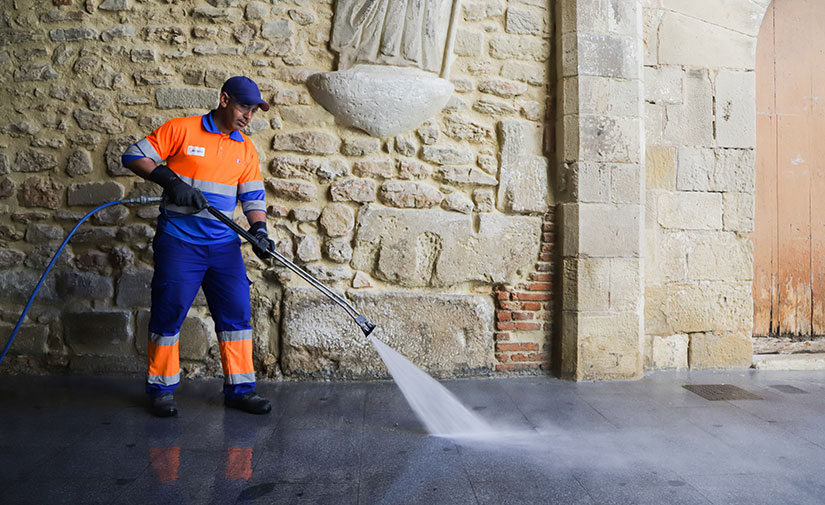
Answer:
[
  {"left": 642, "top": 0, "right": 769, "bottom": 370},
  {"left": 0, "top": 0, "right": 553, "bottom": 379}
]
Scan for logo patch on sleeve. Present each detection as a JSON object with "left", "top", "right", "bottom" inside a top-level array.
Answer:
[{"left": 186, "top": 145, "right": 206, "bottom": 157}]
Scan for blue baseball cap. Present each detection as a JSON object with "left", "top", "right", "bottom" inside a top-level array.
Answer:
[{"left": 221, "top": 76, "right": 270, "bottom": 112}]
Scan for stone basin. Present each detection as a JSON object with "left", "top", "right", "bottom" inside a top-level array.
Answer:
[{"left": 306, "top": 64, "right": 454, "bottom": 138}]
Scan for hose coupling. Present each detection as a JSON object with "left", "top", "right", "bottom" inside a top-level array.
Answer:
[{"left": 121, "top": 195, "right": 163, "bottom": 205}]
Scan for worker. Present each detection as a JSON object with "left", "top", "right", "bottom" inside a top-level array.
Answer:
[{"left": 122, "top": 76, "right": 274, "bottom": 417}]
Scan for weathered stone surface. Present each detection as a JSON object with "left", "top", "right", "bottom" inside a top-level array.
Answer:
[
  {"left": 657, "top": 191, "right": 722, "bottom": 230},
  {"left": 723, "top": 192, "right": 754, "bottom": 233},
  {"left": 116, "top": 268, "right": 153, "bottom": 307},
  {"left": 316, "top": 158, "right": 349, "bottom": 183},
  {"left": 506, "top": 5, "right": 547, "bottom": 35},
  {"left": 66, "top": 149, "right": 93, "bottom": 177},
  {"left": 18, "top": 177, "right": 63, "bottom": 209},
  {"left": 0, "top": 178, "right": 14, "bottom": 199},
  {"left": 14, "top": 64, "right": 59, "bottom": 82},
  {"left": 498, "top": 120, "right": 549, "bottom": 213},
  {"left": 325, "top": 238, "right": 353, "bottom": 263},
  {"left": 306, "top": 66, "right": 455, "bottom": 138},
  {"left": 0, "top": 154, "right": 8, "bottom": 175},
  {"left": 686, "top": 233, "right": 752, "bottom": 282},
  {"left": 0, "top": 324, "right": 48, "bottom": 356},
  {"left": 454, "top": 29, "right": 483, "bottom": 57},
  {"left": 25, "top": 224, "right": 63, "bottom": 244},
  {"left": 56, "top": 271, "right": 115, "bottom": 299},
  {"left": 14, "top": 149, "right": 57, "bottom": 173},
  {"left": 379, "top": 181, "right": 443, "bottom": 209},
  {"left": 291, "top": 206, "right": 321, "bottom": 222},
  {"left": 266, "top": 179, "right": 317, "bottom": 202},
  {"left": 397, "top": 159, "right": 432, "bottom": 180},
  {"left": 272, "top": 131, "right": 340, "bottom": 155},
  {"left": 689, "top": 331, "right": 752, "bottom": 369},
  {"left": 64, "top": 311, "right": 133, "bottom": 356},
  {"left": 320, "top": 203, "right": 355, "bottom": 237},
  {"left": 417, "top": 123, "right": 440, "bottom": 144},
  {"left": 353, "top": 205, "right": 540, "bottom": 287},
  {"left": 330, "top": 178, "right": 376, "bottom": 203},
  {"left": 0, "top": 270, "right": 57, "bottom": 303},
  {"left": 663, "top": 69, "right": 713, "bottom": 147},
  {"left": 50, "top": 27, "right": 99, "bottom": 42},
  {"left": 270, "top": 154, "right": 318, "bottom": 180},
  {"left": 352, "top": 271, "right": 372, "bottom": 288},
  {"left": 100, "top": 0, "right": 131, "bottom": 11},
  {"left": 155, "top": 87, "right": 217, "bottom": 109},
  {"left": 67, "top": 181, "right": 125, "bottom": 206},
  {"left": 0, "top": 249, "right": 25, "bottom": 269},
  {"left": 478, "top": 79, "right": 529, "bottom": 98},
  {"left": 91, "top": 206, "right": 129, "bottom": 226},
  {"left": 658, "top": 12, "right": 756, "bottom": 69},
  {"left": 474, "top": 98, "right": 519, "bottom": 116},
  {"left": 435, "top": 166, "right": 498, "bottom": 186},
  {"left": 341, "top": 138, "right": 380, "bottom": 157},
  {"left": 394, "top": 134, "right": 418, "bottom": 157},
  {"left": 646, "top": 145, "right": 676, "bottom": 190},
  {"left": 101, "top": 24, "right": 135, "bottom": 42},
  {"left": 443, "top": 192, "right": 474, "bottom": 214},
  {"left": 665, "top": 282, "right": 751, "bottom": 333},
  {"left": 473, "top": 188, "right": 495, "bottom": 212},
  {"left": 645, "top": 333, "right": 689, "bottom": 370},
  {"left": 117, "top": 224, "right": 155, "bottom": 242},
  {"left": 489, "top": 35, "right": 550, "bottom": 61},
  {"left": 296, "top": 235, "right": 321, "bottom": 262},
  {"left": 69, "top": 227, "right": 118, "bottom": 244},
  {"left": 421, "top": 145, "right": 474, "bottom": 165},
  {"left": 281, "top": 288, "right": 495, "bottom": 378},
  {"left": 73, "top": 109, "right": 123, "bottom": 134},
  {"left": 353, "top": 158, "right": 395, "bottom": 179},
  {"left": 305, "top": 265, "right": 352, "bottom": 282},
  {"left": 443, "top": 115, "right": 494, "bottom": 143}
]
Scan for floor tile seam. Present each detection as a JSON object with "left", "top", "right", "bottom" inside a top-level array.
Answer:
[
  {"left": 724, "top": 400, "right": 825, "bottom": 445},
  {"left": 574, "top": 394, "right": 622, "bottom": 430},
  {"left": 453, "top": 440, "right": 483, "bottom": 505},
  {"left": 493, "top": 376, "right": 542, "bottom": 433},
  {"left": 570, "top": 471, "right": 598, "bottom": 504}
]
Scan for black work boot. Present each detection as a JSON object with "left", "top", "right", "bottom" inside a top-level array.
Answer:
[
  {"left": 225, "top": 392, "right": 271, "bottom": 415},
  {"left": 151, "top": 393, "right": 178, "bottom": 417}
]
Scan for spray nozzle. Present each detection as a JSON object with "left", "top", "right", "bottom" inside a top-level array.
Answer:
[{"left": 355, "top": 315, "right": 376, "bottom": 337}]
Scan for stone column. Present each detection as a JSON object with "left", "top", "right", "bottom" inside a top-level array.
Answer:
[{"left": 556, "top": 0, "right": 645, "bottom": 380}]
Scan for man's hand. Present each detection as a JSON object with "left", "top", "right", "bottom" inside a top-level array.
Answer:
[
  {"left": 248, "top": 221, "right": 275, "bottom": 261},
  {"left": 148, "top": 165, "right": 208, "bottom": 210}
]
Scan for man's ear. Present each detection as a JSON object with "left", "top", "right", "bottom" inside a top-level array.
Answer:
[{"left": 218, "top": 91, "right": 231, "bottom": 108}]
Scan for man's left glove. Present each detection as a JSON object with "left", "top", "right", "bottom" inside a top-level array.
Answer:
[{"left": 248, "top": 221, "right": 275, "bottom": 261}]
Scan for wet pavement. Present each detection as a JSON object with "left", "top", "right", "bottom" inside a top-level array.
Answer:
[{"left": 1, "top": 369, "right": 825, "bottom": 504}]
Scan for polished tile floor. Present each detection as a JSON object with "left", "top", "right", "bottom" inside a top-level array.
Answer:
[{"left": 1, "top": 369, "right": 825, "bottom": 504}]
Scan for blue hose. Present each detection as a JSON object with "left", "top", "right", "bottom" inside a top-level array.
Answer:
[{"left": 0, "top": 196, "right": 161, "bottom": 365}]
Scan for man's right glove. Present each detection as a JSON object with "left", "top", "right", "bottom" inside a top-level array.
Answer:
[
  {"left": 248, "top": 221, "right": 275, "bottom": 261},
  {"left": 147, "top": 165, "right": 208, "bottom": 210}
]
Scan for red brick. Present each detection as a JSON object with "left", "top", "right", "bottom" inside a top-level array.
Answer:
[
  {"left": 530, "top": 273, "right": 552, "bottom": 282},
  {"left": 496, "top": 291, "right": 510, "bottom": 300},
  {"left": 528, "top": 282, "right": 552, "bottom": 291},
  {"left": 496, "top": 311, "right": 512, "bottom": 322},
  {"left": 522, "top": 302, "right": 542, "bottom": 311},
  {"left": 499, "top": 301, "right": 522, "bottom": 311},
  {"left": 542, "top": 232, "right": 553, "bottom": 242},
  {"left": 510, "top": 352, "right": 543, "bottom": 362},
  {"left": 512, "top": 311, "right": 534, "bottom": 320},
  {"left": 513, "top": 292, "right": 551, "bottom": 301},
  {"left": 535, "top": 263, "right": 552, "bottom": 272},
  {"left": 513, "top": 322, "right": 541, "bottom": 331},
  {"left": 539, "top": 253, "right": 552, "bottom": 262},
  {"left": 542, "top": 223, "right": 553, "bottom": 232},
  {"left": 496, "top": 342, "right": 539, "bottom": 352},
  {"left": 494, "top": 332, "right": 510, "bottom": 341},
  {"left": 496, "top": 321, "right": 516, "bottom": 331},
  {"left": 495, "top": 353, "right": 509, "bottom": 363}
]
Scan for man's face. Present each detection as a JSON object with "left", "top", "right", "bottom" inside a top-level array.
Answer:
[{"left": 218, "top": 92, "right": 259, "bottom": 131}]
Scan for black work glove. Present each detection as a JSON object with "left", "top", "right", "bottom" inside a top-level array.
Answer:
[
  {"left": 147, "top": 165, "right": 208, "bottom": 210},
  {"left": 249, "top": 221, "right": 275, "bottom": 261}
]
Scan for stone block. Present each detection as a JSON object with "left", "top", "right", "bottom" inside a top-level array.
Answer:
[
  {"left": 676, "top": 147, "right": 714, "bottom": 191},
  {"left": 497, "top": 120, "right": 549, "bottom": 214},
  {"left": 500, "top": 61, "right": 546, "bottom": 87},
  {"left": 296, "top": 235, "right": 321, "bottom": 262},
  {"left": 577, "top": 204, "right": 641, "bottom": 257},
  {"left": 0, "top": 270, "right": 57, "bottom": 303},
  {"left": 56, "top": 271, "right": 115, "bottom": 299},
  {"left": 610, "top": 257, "right": 641, "bottom": 311},
  {"left": 473, "top": 188, "right": 495, "bottom": 212},
  {"left": 341, "top": 138, "right": 380, "bottom": 157},
  {"left": 0, "top": 324, "right": 48, "bottom": 356},
  {"left": 506, "top": 5, "right": 547, "bottom": 35},
  {"left": 662, "top": 0, "right": 765, "bottom": 37},
  {"left": 67, "top": 181, "right": 125, "bottom": 206},
  {"left": 280, "top": 288, "right": 494, "bottom": 378},
  {"left": 574, "top": 162, "right": 610, "bottom": 203},
  {"left": 577, "top": 33, "right": 639, "bottom": 79},
  {"left": 712, "top": 148, "right": 754, "bottom": 192},
  {"left": 266, "top": 179, "right": 317, "bottom": 202},
  {"left": 135, "top": 311, "right": 216, "bottom": 361},
  {"left": 272, "top": 131, "right": 340, "bottom": 155},
  {"left": 353, "top": 159, "right": 395, "bottom": 179},
  {"left": 352, "top": 205, "right": 540, "bottom": 287},
  {"left": 0, "top": 248, "right": 25, "bottom": 269},
  {"left": 689, "top": 331, "right": 753, "bottom": 369},
  {"left": 330, "top": 178, "right": 376, "bottom": 203},
  {"left": 663, "top": 69, "right": 713, "bottom": 147},
  {"left": 645, "top": 102, "right": 665, "bottom": 145},
  {"left": 644, "top": 284, "right": 672, "bottom": 335},
  {"left": 14, "top": 149, "right": 58, "bottom": 173},
  {"left": 579, "top": 115, "right": 642, "bottom": 164},
  {"left": 572, "top": 75, "right": 642, "bottom": 117},
  {"left": 421, "top": 145, "right": 474, "bottom": 166},
  {"left": 686, "top": 233, "right": 752, "bottom": 282},
  {"left": 435, "top": 166, "right": 497, "bottom": 186},
  {"left": 443, "top": 115, "right": 494, "bottom": 143},
  {"left": 379, "top": 181, "right": 443, "bottom": 209},
  {"left": 442, "top": 192, "right": 474, "bottom": 214},
  {"left": 657, "top": 191, "right": 722, "bottom": 230},
  {"left": 644, "top": 66, "right": 683, "bottom": 104},
  {"left": 155, "top": 87, "right": 218, "bottom": 110},
  {"left": 320, "top": 203, "right": 355, "bottom": 238},
  {"left": 64, "top": 311, "right": 133, "bottom": 356},
  {"left": 645, "top": 333, "right": 689, "bottom": 369},
  {"left": 116, "top": 268, "right": 154, "bottom": 307},
  {"left": 665, "top": 282, "right": 752, "bottom": 333},
  {"left": 658, "top": 12, "right": 756, "bottom": 69},
  {"left": 25, "top": 223, "right": 63, "bottom": 244},
  {"left": 563, "top": 311, "right": 643, "bottom": 380},
  {"left": 291, "top": 206, "right": 321, "bottom": 222},
  {"left": 73, "top": 109, "right": 123, "bottom": 134},
  {"left": 454, "top": 29, "right": 483, "bottom": 57},
  {"left": 646, "top": 145, "right": 676, "bottom": 190},
  {"left": 562, "top": 257, "right": 610, "bottom": 312},
  {"left": 0, "top": 177, "right": 14, "bottom": 198},
  {"left": 66, "top": 149, "right": 93, "bottom": 177},
  {"left": 489, "top": 35, "right": 550, "bottom": 61},
  {"left": 723, "top": 192, "right": 754, "bottom": 233},
  {"left": 325, "top": 238, "right": 353, "bottom": 263}
]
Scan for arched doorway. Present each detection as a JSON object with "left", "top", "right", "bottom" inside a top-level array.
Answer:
[{"left": 753, "top": 0, "right": 825, "bottom": 353}]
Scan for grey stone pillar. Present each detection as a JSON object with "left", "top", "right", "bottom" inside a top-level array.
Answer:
[{"left": 556, "top": 0, "right": 645, "bottom": 380}]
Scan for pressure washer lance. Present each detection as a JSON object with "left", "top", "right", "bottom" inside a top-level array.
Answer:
[
  {"left": 0, "top": 195, "right": 164, "bottom": 365},
  {"left": 206, "top": 206, "right": 377, "bottom": 338}
]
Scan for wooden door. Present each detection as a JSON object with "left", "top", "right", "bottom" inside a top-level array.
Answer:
[{"left": 753, "top": 0, "right": 825, "bottom": 351}]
